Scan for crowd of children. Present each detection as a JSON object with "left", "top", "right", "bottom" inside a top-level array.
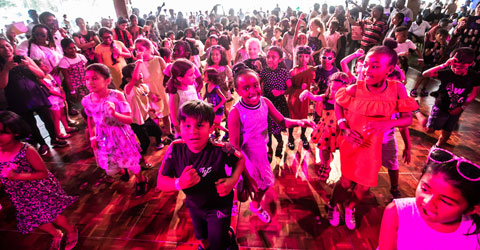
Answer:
[{"left": 0, "top": 2, "right": 480, "bottom": 249}]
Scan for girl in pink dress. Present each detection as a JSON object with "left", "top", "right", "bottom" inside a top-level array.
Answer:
[{"left": 82, "top": 64, "right": 148, "bottom": 198}]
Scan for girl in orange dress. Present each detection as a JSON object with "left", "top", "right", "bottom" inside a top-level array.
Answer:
[
  {"left": 287, "top": 45, "right": 315, "bottom": 150},
  {"left": 328, "top": 45, "right": 418, "bottom": 230}
]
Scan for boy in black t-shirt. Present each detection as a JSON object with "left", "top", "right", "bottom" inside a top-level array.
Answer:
[
  {"left": 422, "top": 47, "right": 480, "bottom": 147},
  {"left": 157, "top": 100, "right": 244, "bottom": 250}
]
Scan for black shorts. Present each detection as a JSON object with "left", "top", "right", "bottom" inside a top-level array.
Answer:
[
  {"left": 427, "top": 105, "right": 462, "bottom": 132},
  {"left": 188, "top": 205, "right": 232, "bottom": 250}
]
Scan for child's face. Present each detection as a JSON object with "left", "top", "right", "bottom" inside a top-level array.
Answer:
[
  {"left": 85, "top": 70, "right": 111, "bottom": 93},
  {"left": 135, "top": 43, "right": 151, "bottom": 60},
  {"left": 210, "top": 49, "right": 222, "bottom": 65},
  {"left": 64, "top": 43, "right": 77, "bottom": 57},
  {"left": 266, "top": 50, "right": 282, "bottom": 70},
  {"left": 363, "top": 52, "right": 394, "bottom": 85},
  {"left": 329, "top": 24, "right": 338, "bottom": 33},
  {"left": 321, "top": 51, "right": 335, "bottom": 67},
  {"left": 210, "top": 38, "right": 218, "bottom": 46},
  {"left": 247, "top": 41, "right": 260, "bottom": 59},
  {"left": 298, "top": 53, "right": 310, "bottom": 67},
  {"left": 172, "top": 45, "right": 186, "bottom": 59},
  {"left": 274, "top": 29, "right": 282, "bottom": 38},
  {"left": 0, "top": 40, "right": 14, "bottom": 59},
  {"left": 180, "top": 116, "right": 213, "bottom": 153},
  {"left": 450, "top": 60, "right": 471, "bottom": 75},
  {"left": 395, "top": 31, "right": 408, "bottom": 43},
  {"left": 297, "top": 35, "right": 307, "bottom": 45},
  {"left": 329, "top": 79, "right": 346, "bottom": 97},
  {"left": 177, "top": 67, "right": 196, "bottom": 86},
  {"left": 416, "top": 172, "right": 469, "bottom": 225},
  {"left": 236, "top": 72, "right": 262, "bottom": 106},
  {"left": 435, "top": 34, "right": 446, "bottom": 43},
  {"left": 0, "top": 123, "right": 15, "bottom": 146}
]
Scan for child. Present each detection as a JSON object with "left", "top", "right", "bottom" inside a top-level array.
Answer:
[
  {"left": 422, "top": 47, "right": 480, "bottom": 148},
  {"left": 166, "top": 59, "right": 200, "bottom": 137},
  {"left": 300, "top": 72, "right": 349, "bottom": 181},
  {"left": 0, "top": 111, "right": 77, "bottom": 250},
  {"left": 58, "top": 38, "right": 89, "bottom": 108},
  {"left": 121, "top": 62, "right": 164, "bottom": 155},
  {"left": 35, "top": 60, "right": 77, "bottom": 140},
  {"left": 243, "top": 38, "right": 267, "bottom": 73},
  {"left": 287, "top": 45, "right": 316, "bottom": 150},
  {"left": 378, "top": 148, "right": 480, "bottom": 249},
  {"left": 82, "top": 64, "right": 148, "bottom": 197},
  {"left": 391, "top": 27, "right": 423, "bottom": 73},
  {"left": 259, "top": 46, "right": 292, "bottom": 160},
  {"left": 329, "top": 44, "right": 418, "bottom": 230},
  {"left": 205, "top": 45, "right": 234, "bottom": 110},
  {"left": 271, "top": 26, "right": 283, "bottom": 47},
  {"left": 340, "top": 49, "right": 366, "bottom": 84},
  {"left": 157, "top": 100, "right": 244, "bottom": 250},
  {"left": 314, "top": 48, "right": 338, "bottom": 96},
  {"left": 410, "top": 28, "right": 448, "bottom": 97},
  {"left": 325, "top": 21, "right": 342, "bottom": 54},
  {"left": 134, "top": 38, "right": 173, "bottom": 141},
  {"left": 228, "top": 63, "right": 314, "bottom": 223},
  {"left": 203, "top": 68, "right": 227, "bottom": 138}
]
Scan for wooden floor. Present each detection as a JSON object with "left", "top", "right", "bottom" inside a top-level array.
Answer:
[{"left": 1, "top": 68, "right": 479, "bottom": 250}]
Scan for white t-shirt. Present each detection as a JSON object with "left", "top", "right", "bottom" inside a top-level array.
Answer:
[
  {"left": 395, "top": 40, "right": 417, "bottom": 54},
  {"left": 16, "top": 41, "right": 63, "bottom": 73},
  {"left": 58, "top": 54, "right": 87, "bottom": 69},
  {"left": 409, "top": 21, "right": 431, "bottom": 38}
]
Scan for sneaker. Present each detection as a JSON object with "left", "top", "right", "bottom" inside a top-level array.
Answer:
[
  {"left": 155, "top": 142, "right": 165, "bottom": 150},
  {"left": 135, "top": 177, "right": 149, "bottom": 198},
  {"left": 287, "top": 138, "right": 295, "bottom": 150},
  {"left": 327, "top": 204, "right": 340, "bottom": 226},
  {"left": 65, "top": 227, "right": 78, "bottom": 250},
  {"left": 249, "top": 203, "right": 271, "bottom": 223},
  {"left": 38, "top": 144, "right": 50, "bottom": 156},
  {"left": 420, "top": 88, "right": 429, "bottom": 97},
  {"left": 49, "top": 234, "right": 63, "bottom": 250},
  {"left": 345, "top": 208, "right": 356, "bottom": 230},
  {"left": 409, "top": 88, "right": 418, "bottom": 97},
  {"left": 301, "top": 136, "right": 310, "bottom": 150},
  {"left": 51, "top": 139, "right": 68, "bottom": 148},
  {"left": 120, "top": 169, "right": 130, "bottom": 182},
  {"left": 390, "top": 188, "right": 402, "bottom": 199}
]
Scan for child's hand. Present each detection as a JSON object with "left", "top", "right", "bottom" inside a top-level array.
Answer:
[
  {"left": 215, "top": 177, "right": 235, "bottom": 197},
  {"left": 4, "top": 60, "right": 18, "bottom": 71},
  {"left": 355, "top": 49, "right": 364, "bottom": 57},
  {"left": 299, "top": 90, "right": 311, "bottom": 101},
  {"left": 254, "top": 60, "right": 263, "bottom": 71},
  {"left": 449, "top": 106, "right": 463, "bottom": 115},
  {"left": 1, "top": 167, "right": 15, "bottom": 179},
  {"left": 272, "top": 89, "right": 283, "bottom": 96},
  {"left": 342, "top": 128, "right": 363, "bottom": 146},
  {"left": 178, "top": 165, "right": 201, "bottom": 189},
  {"left": 104, "top": 101, "right": 116, "bottom": 116},
  {"left": 402, "top": 146, "right": 411, "bottom": 164},
  {"left": 363, "top": 120, "right": 391, "bottom": 134},
  {"left": 443, "top": 57, "right": 456, "bottom": 68},
  {"left": 299, "top": 119, "right": 316, "bottom": 128}
]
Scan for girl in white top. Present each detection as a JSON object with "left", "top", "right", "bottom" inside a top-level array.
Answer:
[
  {"left": 166, "top": 59, "right": 199, "bottom": 137},
  {"left": 379, "top": 148, "right": 480, "bottom": 250}
]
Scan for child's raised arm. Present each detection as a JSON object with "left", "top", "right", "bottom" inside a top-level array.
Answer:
[
  {"left": 264, "top": 98, "right": 315, "bottom": 128},
  {"left": 299, "top": 90, "right": 325, "bottom": 102},
  {"left": 422, "top": 57, "right": 455, "bottom": 78},
  {"left": 378, "top": 201, "right": 399, "bottom": 250},
  {"left": 341, "top": 49, "right": 364, "bottom": 79}
]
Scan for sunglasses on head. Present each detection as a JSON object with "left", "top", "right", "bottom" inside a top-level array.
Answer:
[
  {"left": 332, "top": 79, "right": 347, "bottom": 85},
  {"left": 428, "top": 147, "right": 480, "bottom": 181},
  {"left": 297, "top": 46, "right": 312, "bottom": 54},
  {"left": 322, "top": 56, "right": 334, "bottom": 60}
]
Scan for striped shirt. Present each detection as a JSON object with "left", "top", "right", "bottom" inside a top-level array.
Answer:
[{"left": 360, "top": 17, "right": 387, "bottom": 48}]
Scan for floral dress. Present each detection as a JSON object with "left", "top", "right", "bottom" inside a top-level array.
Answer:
[
  {"left": 82, "top": 90, "right": 142, "bottom": 176},
  {"left": 0, "top": 144, "right": 77, "bottom": 234}
]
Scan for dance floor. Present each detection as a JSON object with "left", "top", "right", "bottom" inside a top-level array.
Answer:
[{"left": 0, "top": 69, "right": 479, "bottom": 250}]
